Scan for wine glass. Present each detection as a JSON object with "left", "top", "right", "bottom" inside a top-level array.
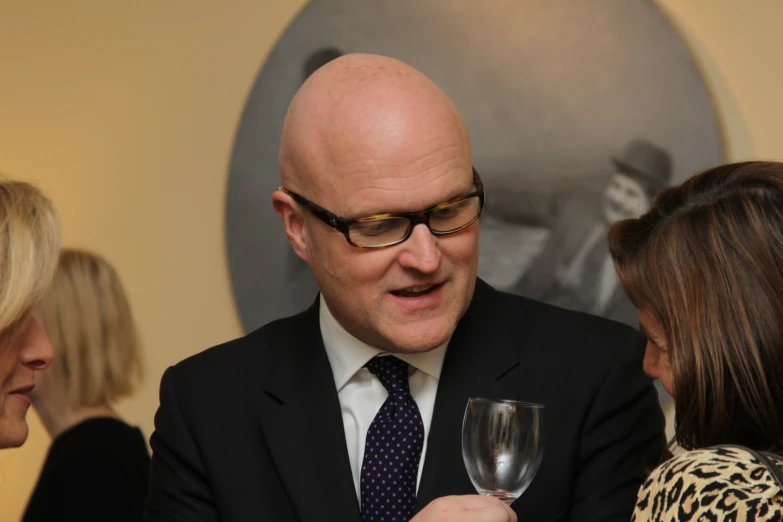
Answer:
[{"left": 462, "top": 397, "right": 544, "bottom": 504}]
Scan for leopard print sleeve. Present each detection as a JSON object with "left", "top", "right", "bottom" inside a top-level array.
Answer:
[{"left": 632, "top": 447, "right": 783, "bottom": 521}]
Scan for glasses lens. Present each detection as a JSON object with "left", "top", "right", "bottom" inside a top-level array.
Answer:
[
  {"left": 429, "top": 196, "right": 482, "bottom": 233},
  {"left": 348, "top": 217, "right": 411, "bottom": 247}
]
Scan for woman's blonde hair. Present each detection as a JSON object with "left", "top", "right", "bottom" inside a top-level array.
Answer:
[
  {"left": 40, "top": 249, "right": 143, "bottom": 407},
  {"left": 0, "top": 179, "right": 60, "bottom": 344}
]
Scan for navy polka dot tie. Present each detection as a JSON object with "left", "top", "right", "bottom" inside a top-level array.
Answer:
[{"left": 360, "top": 356, "right": 425, "bottom": 522}]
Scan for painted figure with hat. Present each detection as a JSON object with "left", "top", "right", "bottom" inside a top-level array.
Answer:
[{"left": 487, "top": 139, "right": 672, "bottom": 328}]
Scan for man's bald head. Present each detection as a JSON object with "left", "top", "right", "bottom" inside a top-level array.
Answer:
[
  {"left": 272, "top": 54, "right": 478, "bottom": 354},
  {"left": 279, "top": 53, "right": 469, "bottom": 198}
]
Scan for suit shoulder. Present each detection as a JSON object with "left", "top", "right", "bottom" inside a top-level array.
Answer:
[
  {"left": 498, "top": 288, "right": 632, "bottom": 333},
  {"left": 170, "top": 307, "right": 312, "bottom": 379},
  {"left": 496, "top": 288, "right": 642, "bottom": 358}
]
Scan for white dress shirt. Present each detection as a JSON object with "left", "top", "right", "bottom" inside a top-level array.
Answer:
[{"left": 319, "top": 295, "right": 449, "bottom": 502}]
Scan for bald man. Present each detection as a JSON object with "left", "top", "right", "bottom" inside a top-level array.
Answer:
[{"left": 145, "top": 55, "right": 664, "bottom": 522}]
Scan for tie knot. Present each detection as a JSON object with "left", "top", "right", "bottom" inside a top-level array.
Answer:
[{"left": 365, "top": 355, "right": 411, "bottom": 395}]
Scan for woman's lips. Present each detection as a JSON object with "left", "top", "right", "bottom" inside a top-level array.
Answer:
[{"left": 8, "top": 385, "right": 34, "bottom": 408}]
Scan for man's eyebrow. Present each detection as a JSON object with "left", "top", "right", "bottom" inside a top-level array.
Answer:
[
  {"left": 422, "top": 180, "right": 478, "bottom": 209},
  {"left": 443, "top": 185, "right": 474, "bottom": 202},
  {"left": 353, "top": 184, "right": 475, "bottom": 218}
]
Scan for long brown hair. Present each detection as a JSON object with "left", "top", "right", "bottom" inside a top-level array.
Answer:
[{"left": 609, "top": 161, "right": 783, "bottom": 452}]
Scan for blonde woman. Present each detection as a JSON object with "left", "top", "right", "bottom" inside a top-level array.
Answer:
[
  {"left": 23, "top": 249, "right": 148, "bottom": 522},
  {"left": 0, "top": 179, "right": 58, "bottom": 449}
]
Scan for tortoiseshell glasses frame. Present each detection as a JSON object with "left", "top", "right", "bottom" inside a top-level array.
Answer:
[{"left": 279, "top": 167, "right": 485, "bottom": 248}]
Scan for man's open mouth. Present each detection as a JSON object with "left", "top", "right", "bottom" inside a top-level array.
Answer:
[{"left": 391, "top": 283, "right": 442, "bottom": 298}]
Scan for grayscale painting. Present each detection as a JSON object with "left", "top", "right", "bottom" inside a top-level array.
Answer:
[{"left": 226, "top": 0, "right": 724, "bottom": 344}]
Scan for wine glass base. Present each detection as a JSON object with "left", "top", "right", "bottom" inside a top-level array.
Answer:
[{"left": 481, "top": 490, "right": 517, "bottom": 505}]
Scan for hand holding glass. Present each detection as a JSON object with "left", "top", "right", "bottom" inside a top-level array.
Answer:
[{"left": 462, "top": 398, "right": 544, "bottom": 504}]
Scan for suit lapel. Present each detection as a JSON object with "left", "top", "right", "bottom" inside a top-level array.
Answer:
[
  {"left": 415, "top": 280, "right": 522, "bottom": 510},
  {"left": 261, "top": 300, "right": 361, "bottom": 522}
]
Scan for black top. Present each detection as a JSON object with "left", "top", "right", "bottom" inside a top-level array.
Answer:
[{"left": 22, "top": 417, "right": 150, "bottom": 522}]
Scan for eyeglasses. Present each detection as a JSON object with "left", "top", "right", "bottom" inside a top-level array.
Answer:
[{"left": 280, "top": 167, "right": 485, "bottom": 248}]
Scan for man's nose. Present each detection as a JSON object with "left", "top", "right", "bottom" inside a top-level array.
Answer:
[{"left": 397, "top": 224, "right": 441, "bottom": 273}]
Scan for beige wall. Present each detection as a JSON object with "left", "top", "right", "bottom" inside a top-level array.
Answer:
[
  {"left": 656, "top": 0, "right": 783, "bottom": 162},
  {"left": 0, "top": 1, "right": 309, "bottom": 518},
  {"left": 0, "top": 0, "right": 780, "bottom": 519}
]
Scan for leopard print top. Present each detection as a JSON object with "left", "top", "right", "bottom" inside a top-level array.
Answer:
[{"left": 632, "top": 447, "right": 783, "bottom": 521}]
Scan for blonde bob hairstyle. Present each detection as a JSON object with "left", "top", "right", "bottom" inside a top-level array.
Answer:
[
  {"left": 0, "top": 179, "right": 60, "bottom": 346},
  {"left": 40, "top": 249, "right": 143, "bottom": 407}
]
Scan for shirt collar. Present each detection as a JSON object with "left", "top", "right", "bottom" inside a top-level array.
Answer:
[{"left": 319, "top": 294, "right": 449, "bottom": 392}]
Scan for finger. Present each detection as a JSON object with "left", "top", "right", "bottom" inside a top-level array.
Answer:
[
  {"left": 417, "top": 495, "right": 516, "bottom": 522},
  {"left": 475, "top": 504, "right": 518, "bottom": 522},
  {"left": 454, "top": 494, "right": 509, "bottom": 511},
  {"left": 461, "top": 497, "right": 517, "bottom": 522}
]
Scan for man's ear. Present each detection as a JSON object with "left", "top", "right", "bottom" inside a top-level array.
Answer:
[{"left": 272, "top": 191, "right": 310, "bottom": 263}]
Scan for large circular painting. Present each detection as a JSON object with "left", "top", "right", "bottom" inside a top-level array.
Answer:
[{"left": 225, "top": 0, "right": 724, "bottom": 351}]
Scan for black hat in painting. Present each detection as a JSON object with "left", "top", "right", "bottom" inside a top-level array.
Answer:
[{"left": 612, "top": 139, "right": 673, "bottom": 196}]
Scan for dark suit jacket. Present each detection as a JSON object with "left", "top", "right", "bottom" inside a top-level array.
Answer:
[{"left": 145, "top": 279, "right": 664, "bottom": 522}]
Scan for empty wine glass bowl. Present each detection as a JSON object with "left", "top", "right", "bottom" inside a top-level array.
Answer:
[{"left": 462, "top": 397, "right": 544, "bottom": 504}]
